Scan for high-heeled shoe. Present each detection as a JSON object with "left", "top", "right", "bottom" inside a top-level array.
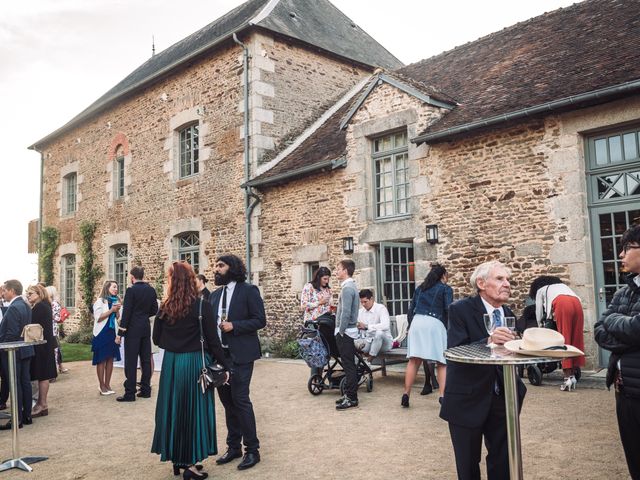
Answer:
[
  {"left": 182, "top": 467, "right": 208, "bottom": 479},
  {"left": 173, "top": 464, "right": 204, "bottom": 476},
  {"left": 560, "top": 376, "right": 576, "bottom": 391},
  {"left": 31, "top": 408, "right": 48, "bottom": 418},
  {"left": 401, "top": 393, "right": 410, "bottom": 407}
]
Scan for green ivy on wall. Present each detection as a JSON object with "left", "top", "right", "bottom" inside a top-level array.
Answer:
[
  {"left": 78, "top": 221, "right": 103, "bottom": 326},
  {"left": 39, "top": 227, "right": 59, "bottom": 286}
]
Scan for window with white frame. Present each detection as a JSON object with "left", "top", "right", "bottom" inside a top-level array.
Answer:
[
  {"left": 175, "top": 232, "right": 200, "bottom": 272},
  {"left": 179, "top": 124, "right": 199, "bottom": 178},
  {"left": 306, "top": 262, "right": 320, "bottom": 282},
  {"left": 114, "top": 150, "right": 125, "bottom": 199},
  {"left": 373, "top": 131, "right": 409, "bottom": 218},
  {"left": 378, "top": 242, "right": 415, "bottom": 316},
  {"left": 61, "top": 254, "right": 76, "bottom": 308},
  {"left": 63, "top": 172, "right": 77, "bottom": 215},
  {"left": 110, "top": 244, "right": 128, "bottom": 291}
]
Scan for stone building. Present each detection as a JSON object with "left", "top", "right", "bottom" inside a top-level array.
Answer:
[
  {"left": 248, "top": 0, "right": 640, "bottom": 367},
  {"left": 31, "top": 0, "right": 640, "bottom": 369},
  {"left": 29, "top": 0, "right": 401, "bottom": 329}
]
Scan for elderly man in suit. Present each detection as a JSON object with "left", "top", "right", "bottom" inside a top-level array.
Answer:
[
  {"left": 440, "top": 261, "right": 524, "bottom": 480},
  {"left": 210, "top": 254, "right": 266, "bottom": 471},
  {"left": 0, "top": 280, "right": 35, "bottom": 429},
  {"left": 116, "top": 266, "right": 158, "bottom": 402}
]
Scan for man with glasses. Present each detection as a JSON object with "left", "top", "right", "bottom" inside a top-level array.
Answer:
[{"left": 595, "top": 224, "right": 640, "bottom": 480}]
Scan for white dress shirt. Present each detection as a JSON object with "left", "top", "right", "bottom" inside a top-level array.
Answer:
[{"left": 358, "top": 302, "right": 392, "bottom": 339}]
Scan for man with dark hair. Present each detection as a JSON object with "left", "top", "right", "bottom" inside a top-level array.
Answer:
[
  {"left": 116, "top": 266, "right": 158, "bottom": 402},
  {"left": 210, "top": 254, "right": 266, "bottom": 471},
  {"left": 0, "top": 280, "right": 34, "bottom": 429},
  {"left": 440, "top": 261, "right": 522, "bottom": 480},
  {"left": 355, "top": 289, "right": 392, "bottom": 359},
  {"left": 334, "top": 259, "right": 359, "bottom": 410},
  {"left": 595, "top": 224, "right": 640, "bottom": 480}
]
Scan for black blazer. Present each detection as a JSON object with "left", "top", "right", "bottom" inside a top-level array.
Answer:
[
  {"left": 209, "top": 282, "right": 266, "bottom": 365},
  {"left": 440, "top": 295, "right": 526, "bottom": 428},
  {"left": 0, "top": 297, "right": 34, "bottom": 359},
  {"left": 119, "top": 282, "right": 158, "bottom": 337}
]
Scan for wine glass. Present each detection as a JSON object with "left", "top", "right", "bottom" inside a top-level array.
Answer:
[
  {"left": 484, "top": 313, "right": 497, "bottom": 348},
  {"left": 504, "top": 316, "right": 516, "bottom": 332}
]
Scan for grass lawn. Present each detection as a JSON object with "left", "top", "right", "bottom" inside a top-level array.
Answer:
[{"left": 60, "top": 342, "right": 93, "bottom": 362}]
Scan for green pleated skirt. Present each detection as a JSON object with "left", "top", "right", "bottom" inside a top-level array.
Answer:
[{"left": 151, "top": 350, "right": 218, "bottom": 466}]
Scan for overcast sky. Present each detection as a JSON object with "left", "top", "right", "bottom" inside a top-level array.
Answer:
[{"left": 0, "top": 0, "right": 578, "bottom": 286}]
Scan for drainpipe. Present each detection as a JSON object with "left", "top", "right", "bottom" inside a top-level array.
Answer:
[
  {"left": 232, "top": 33, "right": 259, "bottom": 281},
  {"left": 34, "top": 147, "right": 44, "bottom": 280}
]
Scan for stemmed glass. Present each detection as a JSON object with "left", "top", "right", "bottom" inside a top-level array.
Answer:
[{"left": 484, "top": 314, "right": 497, "bottom": 349}]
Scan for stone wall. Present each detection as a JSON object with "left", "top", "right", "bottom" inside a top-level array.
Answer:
[{"left": 39, "top": 31, "right": 370, "bottom": 318}]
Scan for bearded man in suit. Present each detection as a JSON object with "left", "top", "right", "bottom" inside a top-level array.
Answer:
[
  {"left": 209, "top": 254, "right": 266, "bottom": 471},
  {"left": 440, "top": 261, "right": 524, "bottom": 480}
]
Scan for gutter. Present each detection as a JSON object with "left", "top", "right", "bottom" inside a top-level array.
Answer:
[
  {"left": 244, "top": 156, "right": 347, "bottom": 188},
  {"left": 232, "top": 33, "right": 258, "bottom": 281},
  {"left": 412, "top": 79, "right": 640, "bottom": 144}
]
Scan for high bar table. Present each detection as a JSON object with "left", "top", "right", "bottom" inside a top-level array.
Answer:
[
  {"left": 0, "top": 340, "right": 47, "bottom": 473},
  {"left": 445, "top": 343, "right": 555, "bottom": 480}
]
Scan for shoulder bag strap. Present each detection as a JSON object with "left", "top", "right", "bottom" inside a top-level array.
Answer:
[{"left": 197, "top": 298, "right": 207, "bottom": 371}]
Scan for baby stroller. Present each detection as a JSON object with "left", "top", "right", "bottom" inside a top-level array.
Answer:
[
  {"left": 517, "top": 303, "right": 581, "bottom": 386},
  {"left": 298, "top": 314, "right": 374, "bottom": 396}
]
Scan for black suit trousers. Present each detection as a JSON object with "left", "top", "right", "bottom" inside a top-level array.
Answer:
[
  {"left": 1, "top": 355, "right": 32, "bottom": 423},
  {"left": 448, "top": 391, "right": 509, "bottom": 480},
  {"left": 616, "top": 391, "right": 640, "bottom": 480},
  {"left": 0, "top": 354, "right": 9, "bottom": 404},
  {"left": 335, "top": 334, "right": 358, "bottom": 400},
  {"left": 123, "top": 335, "right": 152, "bottom": 397},
  {"left": 216, "top": 356, "right": 259, "bottom": 453}
]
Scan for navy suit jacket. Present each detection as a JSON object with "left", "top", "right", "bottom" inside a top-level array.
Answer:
[
  {"left": 119, "top": 282, "right": 158, "bottom": 338},
  {"left": 440, "top": 295, "right": 526, "bottom": 428},
  {"left": 209, "top": 282, "right": 266, "bottom": 365},
  {"left": 0, "top": 297, "right": 34, "bottom": 359}
]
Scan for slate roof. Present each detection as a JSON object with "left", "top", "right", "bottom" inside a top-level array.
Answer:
[
  {"left": 31, "top": 0, "right": 402, "bottom": 148},
  {"left": 403, "top": 0, "right": 640, "bottom": 142},
  {"left": 248, "top": 72, "right": 453, "bottom": 187}
]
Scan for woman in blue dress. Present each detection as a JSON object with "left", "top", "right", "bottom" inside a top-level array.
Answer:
[
  {"left": 92, "top": 280, "right": 122, "bottom": 396},
  {"left": 402, "top": 263, "right": 453, "bottom": 407}
]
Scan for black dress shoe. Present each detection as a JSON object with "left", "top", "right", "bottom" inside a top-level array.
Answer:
[
  {"left": 23, "top": 417, "right": 33, "bottom": 425},
  {"left": 116, "top": 396, "right": 135, "bottom": 402},
  {"left": 420, "top": 385, "right": 433, "bottom": 395},
  {"left": 237, "top": 452, "right": 260, "bottom": 470},
  {"left": 0, "top": 422, "right": 22, "bottom": 430},
  {"left": 216, "top": 449, "right": 242, "bottom": 465},
  {"left": 136, "top": 392, "right": 151, "bottom": 398},
  {"left": 0, "top": 403, "right": 6, "bottom": 411}
]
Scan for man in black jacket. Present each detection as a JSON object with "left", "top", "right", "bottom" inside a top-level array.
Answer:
[
  {"left": 209, "top": 254, "right": 266, "bottom": 471},
  {"left": 116, "top": 266, "right": 158, "bottom": 402},
  {"left": 440, "top": 261, "right": 522, "bottom": 480},
  {"left": 0, "top": 280, "right": 34, "bottom": 428},
  {"left": 595, "top": 224, "right": 640, "bottom": 480}
]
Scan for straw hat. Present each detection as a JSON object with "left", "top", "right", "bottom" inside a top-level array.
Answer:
[{"left": 504, "top": 327, "right": 584, "bottom": 358}]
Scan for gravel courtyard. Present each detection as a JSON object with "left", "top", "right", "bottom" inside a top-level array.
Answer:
[{"left": 0, "top": 358, "right": 627, "bottom": 479}]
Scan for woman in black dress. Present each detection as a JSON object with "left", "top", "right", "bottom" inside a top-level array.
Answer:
[
  {"left": 26, "top": 284, "right": 57, "bottom": 417},
  {"left": 151, "top": 261, "right": 230, "bottom": 479}
]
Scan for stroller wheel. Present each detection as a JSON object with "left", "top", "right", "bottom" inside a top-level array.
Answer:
[
  {"left": 527, "top": 365, "right": 542, "bottom": 386},
  {"left": 574, "top": 367, "right": 581, "bottom": 382},
  {"left": 308, "top": 374, "right": 324, "bottom": 395},
  {"left": 366, "top": 374, "right": 373, "bottom": 392},
  {"left": 339, "top": 377, "right": 346, "bottom": 396}
]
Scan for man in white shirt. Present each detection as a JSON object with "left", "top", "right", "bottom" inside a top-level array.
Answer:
[{"left": 355, "top": 289, "right": 392, "bottom": 359}]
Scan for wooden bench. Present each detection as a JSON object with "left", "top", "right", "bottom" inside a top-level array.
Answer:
[{"left": 377, "top": 347, "right": 409, "bottom": 376}]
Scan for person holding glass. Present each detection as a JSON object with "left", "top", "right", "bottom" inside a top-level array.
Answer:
[
  {"left": 92, "top": 280, "right": 122, "bottom": 396},
  {"left": 401, "top": 263, "right": 452, "bottom": 407},
  {"left": 300, "top": 266, "right": 332, "bottom": 323},
  {"left": 440, "top": 260, "right": 523, "bottom": 480}
]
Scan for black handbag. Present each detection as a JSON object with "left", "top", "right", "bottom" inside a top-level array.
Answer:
[{"left": 196, "top": 298, "right": 227, "bottom": 393}]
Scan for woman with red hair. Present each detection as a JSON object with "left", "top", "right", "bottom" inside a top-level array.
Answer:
[{"left": 151, "top": 262, "right": 229, "bottom": 479}]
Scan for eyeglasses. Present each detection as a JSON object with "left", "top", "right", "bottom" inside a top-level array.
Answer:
[{"left": 622, "top": 244, "right": 640, "bottom": 253}]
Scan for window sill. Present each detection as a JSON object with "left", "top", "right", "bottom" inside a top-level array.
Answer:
[
  {"left": 373, "top": 214, "right": 412, "bottom": 223},
  {"left": 175, "top": 174, "right": 200, "bottom": 187}
]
